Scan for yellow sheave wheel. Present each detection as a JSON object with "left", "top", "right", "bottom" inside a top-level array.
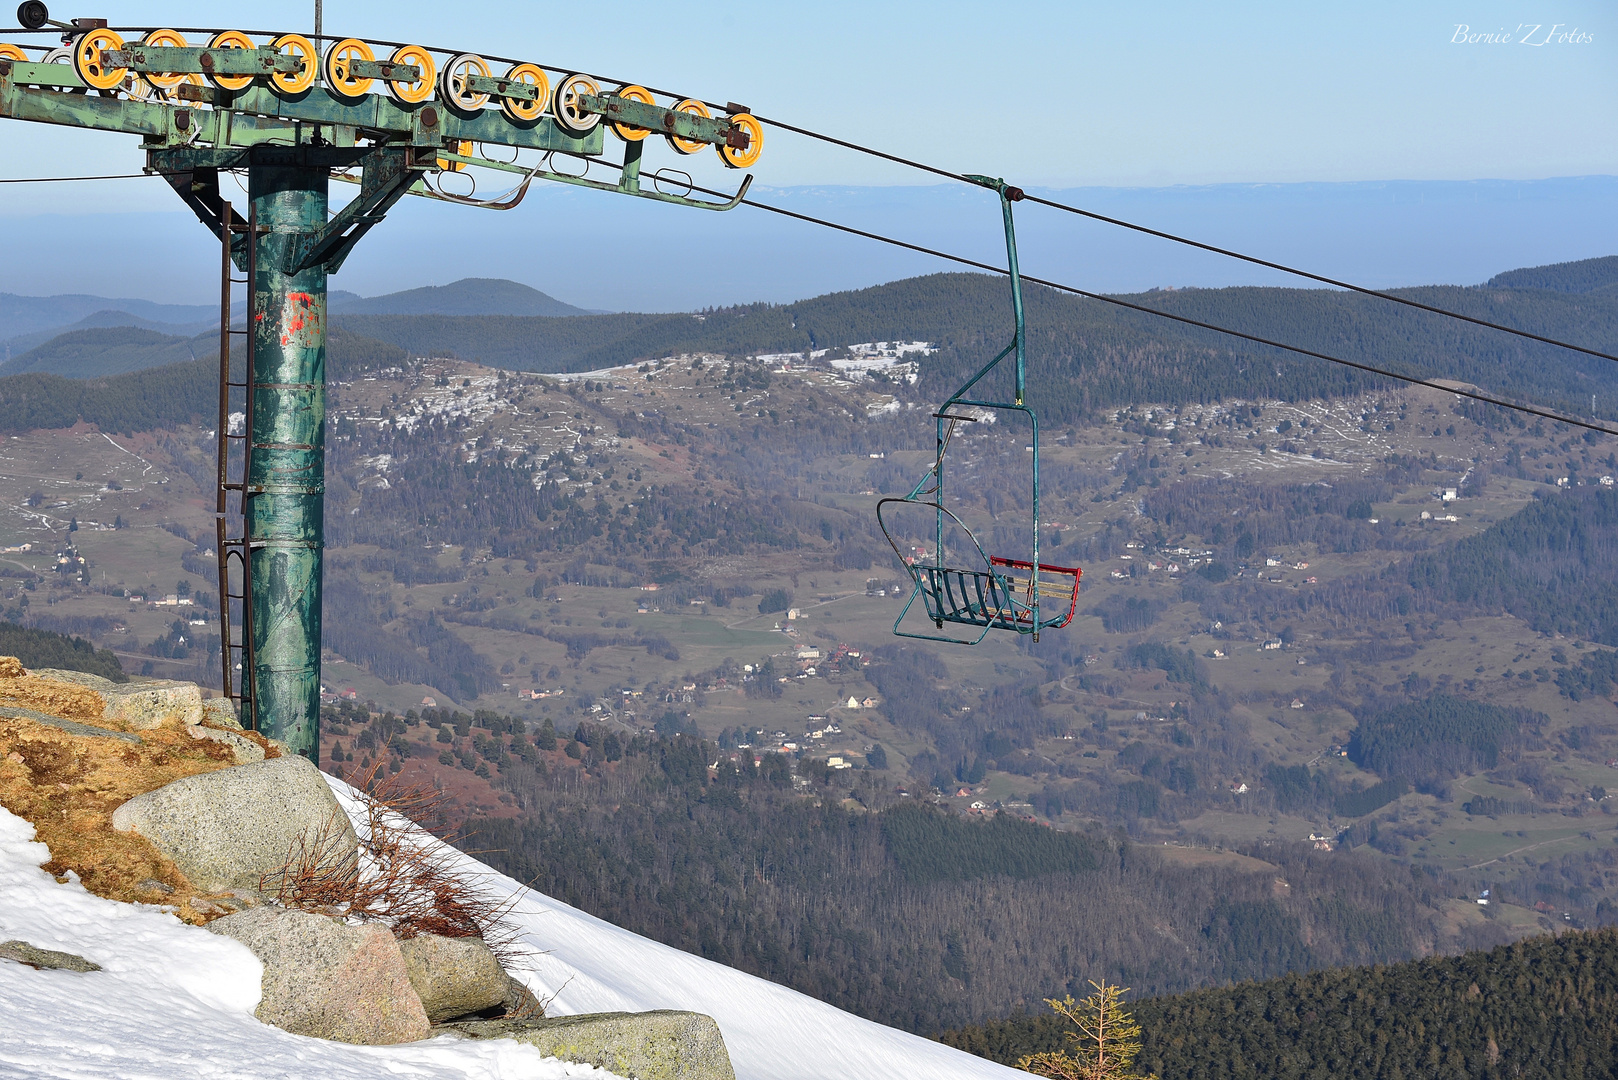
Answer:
[
  {"left": 71, "top": 28, "right": 125, "bottom": 91},
  {"left": 0, "top": 43, "right": 28, "bottom": 62},
  {"left": 436, "top": 139, "right": 473, "bottom": 173},
  {"left": 324, "top": 37, "right": 375, "bottom": 98},
  {"left": 720, "top": 112, "right": 763, "bottom": 169},
  {"left": 387, "top": 45, "right": 435, "bottom": 104},
  {"left": 610, "top": 84, "right": 655, "bottom": 142},
  {"left": 665, "top": 98, "right": 709, "bottom": 156},
  {"left": 270, "top": 33, "right": 316, "bottom": 95},
  {"left": 499, "top": 62, "right": 547, "bottom": 122},
  {"left": 206, "top": 30, "right": 255, "bottom": 91},
  {"left": 138, "top": 29, "right": 187, "bottom": 89}
]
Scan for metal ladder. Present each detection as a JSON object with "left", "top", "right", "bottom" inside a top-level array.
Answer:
[{"left": 215, "top": 202, "right": 258, "bottom": 730}]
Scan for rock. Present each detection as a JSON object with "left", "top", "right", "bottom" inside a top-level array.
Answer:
[
  {"left": 100, "top": 679, "right": 205, "bottom": 729},
  {"left": 28, "top": 668, "right": 117, "bottom": 691},
  {"left": 443, "top": 1010, "right": 737, "bottom": 1080},
  {"left": 207, "top": 907, "right": 431, "bottom": 1044},
  {"left": 0, "top": 939, "right": 100, "bottom": 972},
  {"left": 135, "top": 878, "right": 173, "bottom": 896},
  {"left": 0, "top": 704, "right": 142, "bottom": 743},
  {"left": 2, "top": 669, "right": 110, "bottom": 722},
  {"left": 201, "top": 696, "right": 242, "bottom": 729},
  {"left": 36, "top": 670, "right": 205, "bottom": 729},
  {"left": 185, "top": 723, "right": 265, "bottom": 764},
  {"left": 499, "top": 972, "right": 544, "bottom": 1019},
  {"left": 397, "top": 933, "right": 509, "bottom": 1022},
  {"left": 111, "top": 755, "right": 356, "bottom": 894}
]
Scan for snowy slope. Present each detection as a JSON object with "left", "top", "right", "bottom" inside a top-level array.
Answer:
[
  {"left": 0, "top": 779, "right": 1030, "bottom": 1080},
  {"left": 321, "top": 781, "right": 1031, "bottom": 1080},
  {"left": 0, "top": 805, "right": 622, "bottom": 1080}
]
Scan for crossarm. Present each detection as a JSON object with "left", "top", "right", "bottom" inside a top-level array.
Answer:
[{"left": 579, "top": 92, "right": 744, "bottom": 150}]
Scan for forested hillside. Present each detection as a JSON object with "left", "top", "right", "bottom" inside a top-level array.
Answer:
[
  {"left": 0, "top": 621, "right": 124, "bottom": 681},
  {"left": 468, "top": 729, "right": 1488, "bottom": 1034},
  {"left": 0, "top": 325, "right": 201, "bottom": 378},
  {"left": 10, "top": 264, "right": 1618, "bottom": 427},
  {"left": 941, "top": 927, "right": 1618, "bottom": 1080},
  {"left": 331, "top": 310, "right": 666, "bottom": 370},
  {"left": 331, "top": 269, "right": 1618, "bottom": 423},
  {"left": 0, "top": 328, "right": 406, "bottom": 434},
  {"left": 329, "top": 271, "right": 1618, "bottom": 425},
  {"left": 1488, "top": 253, "right": 1618, "bottom": 293},
  {"left": 1407, "top": 487, "right": 1618, "bottom": 645}
]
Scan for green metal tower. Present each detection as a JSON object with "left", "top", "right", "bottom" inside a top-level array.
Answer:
[
  {"left": 0, "top": 11, "right": 759, "bottom": 760},
  {"left": 244, "top": 159, "right": 329, "bottom": 756}
]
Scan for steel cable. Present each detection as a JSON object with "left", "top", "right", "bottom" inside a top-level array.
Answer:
[
  {"left": 678, "top": 180, "right": 1618, "bottom": 438},
  {"left": 740, "top": 117, "right": 1618, "bottom": 369}
]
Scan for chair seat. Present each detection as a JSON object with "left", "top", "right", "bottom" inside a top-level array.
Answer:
[{"left": 912, "top": 557, "right": 1081, "bottom": 634}]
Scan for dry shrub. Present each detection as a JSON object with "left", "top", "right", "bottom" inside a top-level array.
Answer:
[
  {"left": 347, "top": 758, "right": 458, "bottom": 839},
  {"left": 262, "top": 760, "right": 528, "bottom": 964}
]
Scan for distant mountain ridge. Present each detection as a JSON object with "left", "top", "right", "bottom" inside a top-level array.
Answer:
[
  {"left": 327, "top": 277, "right": 592, "bottom": 317},
  {"left": 1, "top": 323, "right": 203, "bottom": 377},
  {"left": 0, "top": 278, "right": 593, "bottom": 360},
  {"left": 331, "top": 262, "right": 1618, "bottom": 426},
  {"left": 3, "top": 258, "right": 1616, "bottom": 422},
  {"left": 0, "top": 309, "right": 214, "bottom": 363},
  {"left": 0, "top": 291, "right": 217, "bottom": 338},
  {"left": 1486, "top": 254, "right": 1618, "bottom": 294}
]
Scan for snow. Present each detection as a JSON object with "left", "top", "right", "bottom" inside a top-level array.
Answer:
[
  {"left": 322, "top": 781, "right": 1030, "bottom": 1080},
  {"left": 0, "top": 777, "right": 1030, "bottom": 1080},
  {"left": 0, "top": 805, "right": 621, "bottom": 1080}
]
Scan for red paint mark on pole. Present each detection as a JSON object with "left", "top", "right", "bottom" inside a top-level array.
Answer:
[{"left": 277, "top": 291, "right": 324, "bottom": 349}]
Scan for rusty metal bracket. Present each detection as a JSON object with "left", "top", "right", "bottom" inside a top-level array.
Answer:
[
  {"left": 290, "top": 144, "right": 434, "bottom": 273},
  {"left": 579, "top": 92, "right": 742, "bottom": 149},
  {"left": 151, "top": 159, "right": 249, "bottom": 269}
]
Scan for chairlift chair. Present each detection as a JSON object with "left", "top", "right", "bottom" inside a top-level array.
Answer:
[{"left": 876, "top": 176, "right": 1081, "bottom": 644}]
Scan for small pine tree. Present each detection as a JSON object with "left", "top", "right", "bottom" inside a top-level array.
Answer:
[{"left": 1017, "top": 981, "right": 1156, "bottom": 1080}]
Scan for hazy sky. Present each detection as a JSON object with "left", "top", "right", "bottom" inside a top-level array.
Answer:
[{"left": 0, "top": 1, "right": 1613, "bottom": 305}]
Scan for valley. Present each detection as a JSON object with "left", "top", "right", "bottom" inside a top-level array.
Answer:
[{"left": 5, "top": 262, "right": 1618, "bottom": 1030}]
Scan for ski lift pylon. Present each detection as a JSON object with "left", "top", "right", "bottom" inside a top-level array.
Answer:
[{"left": 876, "top": 175, "right": 1081, "bottom": 644}]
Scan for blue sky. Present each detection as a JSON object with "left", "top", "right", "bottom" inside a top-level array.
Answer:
[{"left": 0, "top": 1, "right": 1613, "bottom": 306}]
